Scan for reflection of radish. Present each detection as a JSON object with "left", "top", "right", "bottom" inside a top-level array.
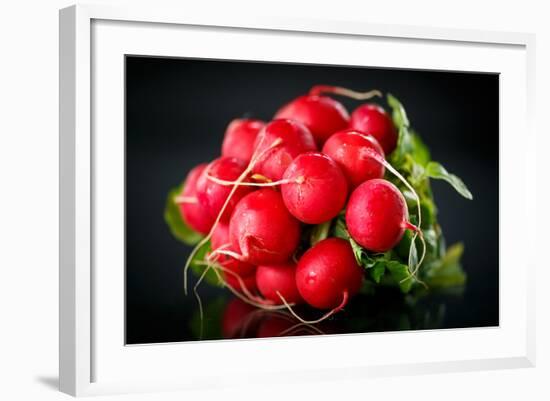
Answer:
[
  {"left": 229, "top": 189, "right": 301, "bottom": 265},
  {"left": 281, "top": 152, "right": 348, "bottom": 224},
  {"left": 177, "top": 163, "right": 214, "bottom": 234},
  {"left": 256, "top": 314, "right": 297, "bottom": 338},
  {"left": 252, "top": 119, "right": 316, "bottom": 181},
  {"left": 322, "top": 129, "right": 385, "bottom": 189},
  {"left": 295, "top": 238, "right": 363, "bottom": 310},
  {"left": 196, "top": 156, "right": 253, "bottom": 223},
  {"left": 221, "top": 118, "right": 265, "bottom": 162},
  {"left": 346, "top": 179, "right": 417, "bottom": 252},
  {"left": 350, "top": 104, "right": 398, "bottom": 154},
  {"left": 222, "top": 298, "right": 257, "bottom": 338},
  {"left": 256, "top": 263, "right": 302, "bottom": 305},
  {"left": 274, "top": 95, "right": 349, "bottom": 146}
]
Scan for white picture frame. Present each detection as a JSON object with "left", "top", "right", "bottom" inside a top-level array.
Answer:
[{"left": 59, "top": 3, "right": 536, "bottom": 397}]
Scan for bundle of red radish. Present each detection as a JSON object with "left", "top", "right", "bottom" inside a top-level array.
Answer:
[{"left": 165, "top": 85, "right": 473, "bottom": 324}]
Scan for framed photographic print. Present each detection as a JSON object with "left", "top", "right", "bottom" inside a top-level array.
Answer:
[{"left": 59, "top": 4, "right": 536, "bottom": 397}]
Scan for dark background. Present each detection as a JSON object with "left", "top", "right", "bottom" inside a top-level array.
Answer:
[{"left": 125, "top": 56, "right": 499, "bottom": 344}]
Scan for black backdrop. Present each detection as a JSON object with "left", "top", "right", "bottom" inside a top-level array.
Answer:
[{"left": 125, "top": 56, "right": 499, "bottom": 344}]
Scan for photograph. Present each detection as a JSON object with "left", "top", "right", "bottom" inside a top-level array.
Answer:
[{"left": 125, "top": 56, "right": 499, "bottom": 344}]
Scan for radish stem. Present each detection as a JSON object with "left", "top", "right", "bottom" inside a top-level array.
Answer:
[{"left": 309, "top": 85, "right": 382, "bottom": 100}]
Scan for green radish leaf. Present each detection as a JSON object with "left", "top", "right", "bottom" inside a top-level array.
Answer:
[
  {"left": 164, "top": 183, "right": 203, "bottom": 245},
  {"left": 189, "top": 240, "right": 223, "bottom": 287},
  {"left": 409, "top": 131, "right": 431, "bottom": 166},
  {"left": 424, "top": 243, "right": 467, "bottom": 288},
  {"left": 391, "top": 125, "right": 414, "bottom": 165},
  {"left": 407, "top": 235, "right": 419, "bottom": 273},
  {"left": 426, "top": 269, "right": 466, "bottom": 288},
  {"left": 439, "top": 242, "right": 464, "bottom": 267},
  {"left": 310, "top": 220, "right": 332, "bottom": 246},
  {"left": 387, "top": 93, "right": 410, "bottom": 128},
  {"left": 422, "top": 227, "right": 439, "bottom": 255},
  {"left": 386, "top": 261, "right": 414, "bottom": 293},
  {"left": 333, "top": 216, "right": 350, "bottom": 240},
  {"left": 420, "top": 197, "right": 437, "bottom": 228},
  {"left": 370, "top": 262, "right": 386, "bottom": 283},
  {"left": 349, "top": 237, "right": 369, "bottom": 267},
  {"left": 359, "top": 280, "right": 376, "bottom": 295},
  {"left": 424, "top": 162, "right": 473, "bottom": 200}
]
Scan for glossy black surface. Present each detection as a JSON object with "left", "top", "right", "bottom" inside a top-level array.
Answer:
[{"left": 125, "top": 56, "right": 499, "bottom": 344}]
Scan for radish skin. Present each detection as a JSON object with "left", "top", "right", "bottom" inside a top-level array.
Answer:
[
  {"left": 322, "top": 129, "right": 385, "bottom": 189},
  {"left": 256, "top": 263, "right": 303, "bottom": 305},
  {"left": 221, "top": 118, "right": 265, "bottom": 162},
  {"left": 229, "top": 189, "right": 301, "bottom": 265},
  {"left": 252, "top": 119, "right": 316, "bottom": 181},
  {"left": 196, "top": 156, "right": 253, "bottom": 223},
  {"left": 295, "top": 238, "right": 363, "bottom": 310},
  {"left": 346, "top": 179, "right": 411, "bottom": 252},
  {"left": 350, "top": 104, "right": 398, "bottom": 154},
  {"left": 223, "top": 269, "right": 258, "bottom": 294},
  {"left": 281, "top": 152, "right": 348, "bottom": 224},
  {"left": 274, "top": 95, "right": 349, "bottom": 146},
  {"left": 176, "top": 163, "right": 214, "bottom": 234}
]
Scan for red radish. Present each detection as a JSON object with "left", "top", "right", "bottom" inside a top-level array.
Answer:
[
  {"left": 215, "top": 250, "right": 256, "bottom": 279},
  {"left": 346, "top": 179, "right": 416, "bottom": 252},
  {"left": 184, "top": 137, "right": 292, "bottom": 294},
  {"left": 252, "top": 119, "right": 316, "bottom": 181},
  {"left": 221, "top": 118, "right": 265, "bottom": 162},
  {"left": 281, "top": 152, "right": 348, "bottom": 224},
  {"left": 223, "top": 268, "right": 258, "bottom": 294},
  {"left": 195, "top": 156, "right": 253, "bottom": 223},
  {"left": 177, "top": 163, "right": 214, "bottom": 234},
  {"left": 322, "top": 129, "right": 385, "bottom": 189},
  {"left": 350, "top": 104, "right": 398, "bottom": 154},
  {"left": 222, "top": 298, "right": 257, "bottom": 338},
  {"left": 256, "top": 263, "right": 303, "bottom": 305},
  {"left": 211, "top": 222, "right": 230, "bottom": 250},
  {"left": 295, "top": 238, "right": 363, "bottom": 310},
  {"left": 211, "top": 223, "right": 256, "bottom": 277},
  {"left": 229, "top": 189, "right": 301, "bottom": 265},
  {"left": 211, "top": 248, "right": 257, "bottom": 279},
  {"left": 274, "top": 95, "right": 349, "bottom": 146}
]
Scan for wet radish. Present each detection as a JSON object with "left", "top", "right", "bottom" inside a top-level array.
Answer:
[
  {"left": 322, "top": 129, "right": 385, "bottom": 189},
  {"left": 195, "top": 156, "right": 253, "bottom": 223},
  {"left": 350, "top": 104, "right": 398, "bottom": 154},
  {"left": 295, "top": 238, "right": 363, "bottom": 310},
  {"left": 211, "top": 222, "right": 230, "bottom": 251},
  {"left": 274, "top": 94, "right": 349, "bottom": 146},
  {"left": 210, "top": 223, "right": 257, "bottom": 278},
  {"left": 223, "top": 269, "right": 258, "bottom": 294},
  {"left": 281, "top": 152, "right": 348, "bottom": 224},
  {"left": 256, "top": 263, "right": 303, "bottom": 305},
  {"left": 221, "top": 298, "right": 257, "bottom": 338},
  {"left": 176, "top": 163, "right": 214, "bottom": 234},
  {"left": 229, "top": 189, "right": 301, "bottom": 265},
  {"left": 221, "top": 118, "right": 265, "bottom": 162},
  {"left": 252, "top": 119, "right": 316, "bottom": 181},
  {"left": 346, "top": 179, "right": 417, "bottom": 252}
]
